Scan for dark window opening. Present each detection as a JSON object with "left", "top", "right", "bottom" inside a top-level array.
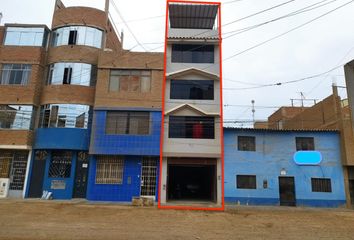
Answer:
[
  {"left": 237, "top": 175, "right": 256, "bottom": 189},
  {"left": 238, "top": 136, "right": 256, "bottom": 151},
  {"left": 106, "top": 111, "right": 150, "bottom": 135},
  {"left": 171, "top": 44, "right": 214, "bottom": 63},
  {"left": 68, "top": 30, "right": 77, "bottom": 45},
  {"left": 311, "top": 178, "right": 332, "bottom": 192},
  {"left": 296, "top": 137, "right": 315, "bottom": 151},
  {"left": 169, "top": 116, "right": 214, "bottom": 139},
  {"left": 63, "top": 67, "right": 72, "bottom": 84},
  {"left": 48, "top": 151, "right": 72, "bottom": 178},
  {"left": 170, "top": 80, "right": 214, "bottom": 100}
]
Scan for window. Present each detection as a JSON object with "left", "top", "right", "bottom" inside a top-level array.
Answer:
[
  {"left": 48, "top": 151, "right": 72, "bottom": 178},
  {"left": 238, "top": 136, "right": 256, "bottom": 151},
  {"left": 39, "top": 104, "right": 90, "bottom": 129},
  {"left": 169, "top": 116, "right": 215, "bottom": 139},
  {"left": 4, "top": 27, "right": 48, "bottom": 47},
  {"left": 0, "top": 105, "right": 35, "bottom": 130},
  {"left": 296, "top": 137, "right": 315, "bottom": 151},
  {"left": 237, "top": 175, "right": 257, "bottom": 189},
  {"left": 51, "top": 26, "right": 103, "bottom": 48},
  {"left": 95, "top": 155, "right": 124, "bottom": 184},
  {"left": 171, "top": 44, "right": 214, "bottom": 63},
  {"left": 47, "top": 63, "right": 97, "bottom": 86},
  {"left": 1, "top": 64, "right": 31, "bottom": 85},
  {"left": 109, "top": 70, "right": 151, "bottom": 93},
  {"left": 311, "top": 178, "right": 332, "bottom": 192},
  {"left": 106, "top": 111, "right": 150, "bottom": 135},
  {"left": 170, "top": 80, "right": 214, "bottom": 100},
  {"left": 68, "top": 30, "right": 78, "bottom": 45}
]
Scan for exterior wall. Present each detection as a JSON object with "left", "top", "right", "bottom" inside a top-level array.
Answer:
[
  {"left": 90, "top": 110, "right": 161, "bottom": 156},
  {"left": 47, "top": 46, "right": 100, "bottom": 65},
  {"left": 40, "top": 85, "right": 95, "bottom": 106},
  {"left": 0, "top": 130, "right": 33, "bottom": 148},
  {"left": 87, "top": 155, "right": 159, "bottom": 201},
  {"left": 52, "top": 7, "right": 107, "bottom": 30},
  {"left": 94, "top": 68, "right": 163, "bottom": 109},
  {"left": 166, "top": 43, "right": 220, "bottom": 76},
  {"left": 268, "top": 107, "right": 306, "bottom": 129},
  {"left": 224, "top": 129, "right": 346, "bottom": 207},
  {"left": 163, "top": 115, "right": 221, "bottom": 157}
]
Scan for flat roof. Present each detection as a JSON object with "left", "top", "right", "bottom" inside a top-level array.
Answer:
[
  {"left": 169, "top": 3, "right": 218, "bottom": 29},
  {"left": 223, "top": 127, "right": 338, "bottom": 133}
]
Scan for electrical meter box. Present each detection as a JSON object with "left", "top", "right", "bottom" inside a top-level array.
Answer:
[{"left": 0, "top": 178, "right": 10, "bottom": 198}]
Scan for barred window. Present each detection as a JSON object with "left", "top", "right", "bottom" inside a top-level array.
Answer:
[
  {"left": 1, "top": 64, "right": 31, "bottom": 85},
  {"left": 296, "top": 137, "right": 315, "bottom": 151},
  {"left": 96, "top": 155, "right": 124, "bottom": 184},
  {"left": 236, "top": 175, "right": 256, "bottom": 189},
  {"left": 106, "top": 111, "right": 150, "bottom": 135},
  {"left": 48, "top": 151, "right": 72, "bottom": 178},
  {"left": 311, "top": 178, "right": 332, "bottom": 192},
  {"left": 238, "top": 136, "right": 256, "bottom": 151}
]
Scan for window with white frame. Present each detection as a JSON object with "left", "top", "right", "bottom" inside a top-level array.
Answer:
[
  {"left": 0, "top": 64, "right": 31, "bottom": 85},
  {"left": 95, "top": 155, "right": 124, "bottom": 184}
]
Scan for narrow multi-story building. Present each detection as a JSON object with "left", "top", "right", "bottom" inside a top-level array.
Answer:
[
  {"left": 159, "top": 1, "right": 224, "bottom": 209},
  {"left": 0, "top": 23, "right": 49, "bottom": 198}
]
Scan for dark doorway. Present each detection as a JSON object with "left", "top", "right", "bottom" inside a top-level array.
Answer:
[
  {"left": 167, "top": 164, "right": 216, "bottom": 202},
  {"left": 28, "top": 151, "right": 47, "bottom": 198},
  {"left": 73, "top": 152, "right": 89, "bottom": 198},
  {"left": 349, "top": 179, "right": 354, "bottom": 206},
  {"left": 279, "top": 176, "right": 296, "bottom": 206}
]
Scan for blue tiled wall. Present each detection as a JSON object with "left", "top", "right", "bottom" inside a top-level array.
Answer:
[
  {"left": 87, "top": 155, "right": 159, "bottom": 202},
  {"left": 90, "top": 110, "right": 161, "bottom": 156},
  {"left": 224, "top": 129, "right": 346, "bottom": 207}
]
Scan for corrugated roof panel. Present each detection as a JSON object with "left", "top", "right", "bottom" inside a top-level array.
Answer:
[
  {"left": 223, "top": 127, "right": 339, "bottom": 132},
  {"left": 169, "top": 4, "right": 218, "bottom": 29}
]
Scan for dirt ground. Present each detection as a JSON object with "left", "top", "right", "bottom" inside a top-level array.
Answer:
[{"left": 0, "top": 200, "right": 353, "bottom": 240}]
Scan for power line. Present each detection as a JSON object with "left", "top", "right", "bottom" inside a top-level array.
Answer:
[
  {"left": 110, "top": 0, "right": 147, "bottom": 51},
  {"left": 221, "top": 0, "right": 354, "bottom": 63}
]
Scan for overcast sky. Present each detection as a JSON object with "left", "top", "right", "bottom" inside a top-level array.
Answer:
[{"left": 1, "top": 0, "right": 354, "bottom": 126}]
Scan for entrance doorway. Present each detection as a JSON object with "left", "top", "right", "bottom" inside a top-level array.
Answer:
[
  {"left": 73, "top": 152, "right": 89, "bottom": 198},
  {"left": 167, "top": 162, "right": 216, "bottom": 202},
  {"left": 349, "top": 167, "right": 354, "bottom": 206},
  {"left": 28, "top": 151, "right": 47, "bottom": 198},
  {"left": 279, "top": 176, "right": 296, "bottom": 206},
  {"left": 140, "top": 157, "right": 158, "bottom": 198}
]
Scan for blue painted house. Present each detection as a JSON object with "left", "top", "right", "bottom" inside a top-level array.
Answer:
[{"left": 224, "top": 128, "right": 346, "bottom": 207}]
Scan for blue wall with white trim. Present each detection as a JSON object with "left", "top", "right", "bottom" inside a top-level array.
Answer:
[{"left": 224, "top": 129, "right": 346, "bottom": 207}]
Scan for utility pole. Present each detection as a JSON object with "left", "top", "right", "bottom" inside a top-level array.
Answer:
[
  {"left": 0, "top": 12, "right": 3, "bottom": 25},
  {"left": 251, "top": 100, "right": 255, "bottom": 125}
]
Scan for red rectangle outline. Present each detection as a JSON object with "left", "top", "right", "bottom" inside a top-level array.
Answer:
[{"left": 158, "top": 0, "right": 224, "bottom": 211}]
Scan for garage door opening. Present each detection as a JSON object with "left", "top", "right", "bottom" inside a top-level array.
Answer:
[{"left": 167, "top": 165, "right": 216, "bottom": 202}]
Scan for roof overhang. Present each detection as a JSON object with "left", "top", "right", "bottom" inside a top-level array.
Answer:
[
  {"left": 169, "top": 3, "right": 219, "bottom": 29},
  {"left": 165, "top": 103, "right": 219, "bottom": 116}
]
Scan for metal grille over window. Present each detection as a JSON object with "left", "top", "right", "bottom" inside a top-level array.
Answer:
[
  {"left": 141, "top": 157, "right": 157, "bottom": 196},
  {"left": 0, "top": 64, "right": 31, "bottom": 85},
  {"left": 311, "top": 178, "right": 332, "bottom": 192},
  {"left": 296, "top": 137, "right": 315, "bottom": 151},
  {"left": 238, "top": 136, "right": 256, "bottom": 151},
  {"left": 236, "top": 175, "right": 257, "bottom": 189},
  {"left": 0, "top": 150, "right": 28, "bottom": 190},
  {"left": 9, "top": 152, "right": 28, "bottom": 190},
  {"left": 96, "top": 155, "right": 124, "bottom": 184},
  {"left": 106, "top": 111, "right": 150, "bottom": 135},
  {"left": 48, "top": 151, "right": 72, "bottom": 178},
  {"left": 109, "top": 70, "right": 151, "bottom": 92},
  {"left": 168, "top": 116, "right": 215, "bottom": 139}
]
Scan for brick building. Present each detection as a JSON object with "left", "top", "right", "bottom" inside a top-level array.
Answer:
[{"left": 0, "top": 0, "right": 164, "bottom": 200}]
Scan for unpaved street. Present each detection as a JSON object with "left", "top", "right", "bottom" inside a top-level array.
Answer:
[{"left": 0, "top": 200, "right": 353, "bottom": 240}]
